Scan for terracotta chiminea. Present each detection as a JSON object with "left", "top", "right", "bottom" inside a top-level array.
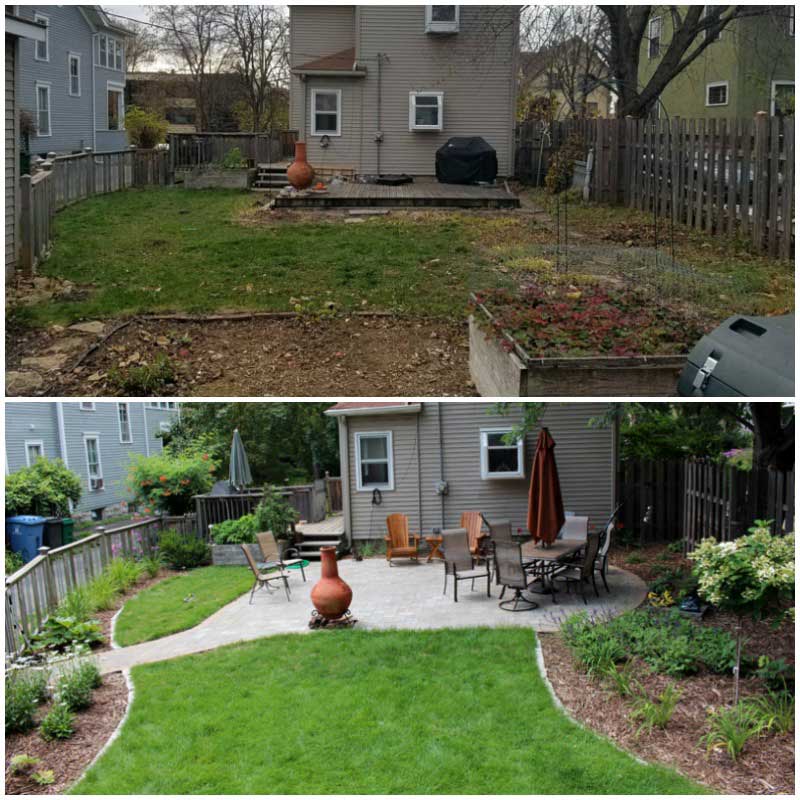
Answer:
[
  {"left": 310, "top": 547, "right": 352, "bottom": 620},
  {"left": 287, "top": 141, "right": 315, "bottom": 190}
]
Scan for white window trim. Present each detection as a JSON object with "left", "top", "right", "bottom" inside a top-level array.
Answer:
[
  {"left": 24, "top": 440, "right": 45, "bottom": 467},
  {"left": 80, "top": 402, "right": 96, "bottom": 411},
  {"left": 35, "top": 81, "right": 52, "bottom": 137},
  {"left": 96, "top": 33, "right": 123, "bottom": 71},
  {"left": 701, "top": 7, "right": 721, "bottom": 42},
  {"left": 409, "top": 91, "right": 444, "bottom": 132},
  {"left": 771, "top": 80, "right": 794, "bottom": 116},
  {"left": 789, "top": 6, "right": 795, "bottom": 37},
  {"left": 480, "top": 428, "right": 525, "bottom": 480},
  {"left": 310, "top": 89, "right": 342, "bottom": 137},
  {"left": 354, "top": 431, "right": 394, "bottom": 492},
  {"left": 425, "top": 5, "right": 460, "bottom": 33},
  {"left": 107, "top": 81, "right": 125, "bottom": 131},
  {"left": 705, "top": 80, "right": 729, "bottom": 107},
  {"left": 34, "top": 13, "right": 49, "bottom": 62},
  {"left": 117, "top": 402, "right": 133, "bottom": 444},
  {"left": 83, "top": 434, "right": 104, "bottom": 491},
  {"left": 67, "top": 52, "right": 81, "bottom": 97},
  {"left": 648, "top": 16, "right": 661, "bottom": 59}
]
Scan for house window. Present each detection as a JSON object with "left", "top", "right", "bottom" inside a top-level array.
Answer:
[
  {"left": 34, "top": 14, "right": 49, "bottom": 61},
  {"left": 772, "top": 81, "right": 795, "bottom": 117},
  {"left": 409, "top": 92, "right": 444, "bottom": 131},
  {"left": 97, "top": 34, "right": 123, "bottom": 70},
  {"left": 147, "top": 402, "right": 176, "bottom": 409},
  {"left": 648, "top": 16, "right": 661, "bottom": 59},
  {"left": 118, "top": 403, "right": 132, "bottom": 444},
  {"left": 706, "top": 81, "right": 729, "bottom": 107},
  {"left": 84, "top": 435, "right": 104, "bottom": 491},
  {"left": 355, "top": 432, "right": 394, "bottom": 491},
  {"left": 35, "top": 82, "right": 51, "bottom": 137},
  {"left": 80, "top": 402, "right": 95, "bottom": 411},
  {"left": 425, "top": 5, "right": 459, "bottom": 33},
  {"left": 311, "top": 89, "right": 341, "bottom": 136},
  {"left": 480, "top": 429, "right": 525, "bottom": 480},
  {"left": 68, "top": 53, "right": 81, "bottom": 97},
  {"left": 25, "top": 440, "right": 44, "bottom": 466},
  {"left": 701, "top": 7, "right": 721, "bottom": 41},
  {"left": 789, "top": 6, "right": 795, "bottom": 37},
  {"left": 107, "top": 84, "right": 124, "bottom": 130}
]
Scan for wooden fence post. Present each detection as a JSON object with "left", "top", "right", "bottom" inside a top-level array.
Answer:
[
  {"left": 752, "top": 111, "right": 769, "bottom": 252},
  {"left": 19, "top": 174, "right": 34, "bottom": 274},
  {"left": 84, "top": 147, "right": 95, "bottom": 197}
]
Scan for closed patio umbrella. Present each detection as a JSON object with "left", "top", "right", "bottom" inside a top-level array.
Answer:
[
  {"left": 527, "top": 427, "right": 565, "bottom": 546},
  {"left": 229, "top": 429, "right": 253, "bottom": 491}
]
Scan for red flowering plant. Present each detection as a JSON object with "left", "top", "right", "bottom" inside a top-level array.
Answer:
[{"left": 471, "top": 282, "right": 707, "bottom": 359}]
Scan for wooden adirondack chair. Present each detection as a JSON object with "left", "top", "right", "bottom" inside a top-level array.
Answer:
[
  {"left": 385, "top": 514, "right": 421, "bottom": 565},
  {"left": 460, "top": 511, "right": 488, "bottom": 557}
]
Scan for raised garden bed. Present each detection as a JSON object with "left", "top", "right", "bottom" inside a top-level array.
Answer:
[
  {"left": 469, "top": 283, "right": 707, "bottom": 396},
  {"left": 183, "top": 167, "right": 257, "bottom": 190}
]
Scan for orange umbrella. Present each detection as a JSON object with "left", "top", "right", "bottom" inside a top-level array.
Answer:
[{"left": 527, "top": 427, "right": 565, "bottom": 545}]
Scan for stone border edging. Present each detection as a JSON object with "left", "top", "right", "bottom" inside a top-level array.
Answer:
[{"left": 109, "top": 606, "right": 124, "bottom": 650}]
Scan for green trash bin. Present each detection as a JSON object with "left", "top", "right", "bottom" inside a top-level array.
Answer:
[{"left": 61, "top": 518, "right": 75, "bottom": 544}]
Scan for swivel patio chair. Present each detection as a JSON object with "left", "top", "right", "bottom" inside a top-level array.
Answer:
[
  {"left": 256, "top": 531, "right": 307, "bottom": 582},
  {"left": 241, "top": 544, "right": 292, "bottom": 603},
  {"left": 494, "top": 540, "right": 539, "bottom": 612},
  {"left": 385, "top": 513, "right": 421, "bottom": 565},
  {"left": 441, "top": 528, "right": 491, "bottom": 602},
  {"left": 551, "top": 531, "right": 602, "bottom": 605}
]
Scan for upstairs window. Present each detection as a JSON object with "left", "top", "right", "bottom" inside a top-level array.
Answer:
[
  {"left": 706, "top": 81, "right": 729, "bottom": 107},
  {"left": 355, "top": 432, "right": 394, "bottom": 491},
  {"left": 648, "top": 16, "right": 661, "bottom": 59},
  {"left": 68, "top": 53, "right": 81, "bottom": 97},
  {"left": 97, "top": 34, "right": 123, "bottom": 70},
  {"left": 84, "top": 435, "right": 104, "bottom": 491},
  {"left": 118, "top": 402, "right": 132, "bottom": 444},
  {"left": 409, "top": 91, "right": 444, "bottom": 131},
  {"left": 480, "top": 429, "right": 525, "bottom": 480},
  {"left": 311, "top": 89, "right": 341, "bottom": 136},
  {"left": 701, "top": 6, "right": 722, "bottom": 41},
  {"left": 425, "top": 5, "right": 459, "bottom": 33},
  {"left": 34, "top": 14, "right": 49, "bottom": 61}
]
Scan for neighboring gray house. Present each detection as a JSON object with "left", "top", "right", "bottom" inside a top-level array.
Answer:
[
  {"left": 5, "top": 402, "right": 180, "bottom": 518},
  {"left": 13, "top": 5, "right": 129, "bottom": 156},
  {"left": 289, "top": 5, "right": 520, "bottom": 176},
  {"left": 6, "top": 11, "right": 46, "bottom": 281},
  {"left": 327, "top": 402, "right": 617, "bottom": 542}
]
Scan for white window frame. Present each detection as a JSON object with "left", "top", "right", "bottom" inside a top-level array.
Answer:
[
  {"left": 97, "top": 34, "right": 123, "bottom": 70},
  {"left": 701, "top": 6, "right": 721, "bottom": 41},
  {"left": 67, "top": 52, "right": 81, "bottom": 97},
  {"left": 83, "top": 434, "right": 104, "bottom": 491},
  {"left": 648, "top": 16, "right": 661, "bottom": 59},
  {"left": 354, "top": 431, "right": 394, "bottom": 492},
  {"left": 147, "top": 401, "right": 176, "bottom": 409},
  {"left": 35, "top": 81, "right": 51, "bottom": 137},
  {"left": 310, "top": 89, "right": 342, "bottom": 137},
  {"left": 409, "top": 91, "right": 444, "bottom": 132},
  {"left": 771, "top": 80, "right": 795, "bottom": 116},
  {"left": 480, "top": 428, "right": 525, "bottom": 480},
  {"left": 789, "top": 6, "right": 795, "bottom": 37},
  {"left": 107, "top": 81, "right": 125, "bottom": 131},
  {"left": 80, "top": 402, "right": 96, "bottom": 411},
  {"left": 117, "top": 402, "right": 133, "bottom": 444},
  {"left": 705, "top": 80, "right": 729, "bottom": 107},
  {"left": 24, "top": 440, "right": 45, "bottom": 466},
  {"left": 425, "top": 5, "right": 460, "bottom": 33},
  {"left": 34, "top": 13, "right": 49, "bottom": 62}
]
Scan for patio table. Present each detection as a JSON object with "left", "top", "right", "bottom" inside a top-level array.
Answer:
[{"left": 520, "top": 539, "right": 585, "bottom": 599}]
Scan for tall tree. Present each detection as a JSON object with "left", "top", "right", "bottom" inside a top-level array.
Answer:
[{"left": 123, "top": 20, "right": 160, "bottom": 73}]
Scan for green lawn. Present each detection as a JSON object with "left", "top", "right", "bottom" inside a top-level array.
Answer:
[
  {"left": 113, "top": 566, "right": 252, "bottom": 647},
  {"left": 74, "top": 628, "right": 705, "bottom": 794},
  {"left": 19, "top": 188, "right": 496, "bottom": 326}
]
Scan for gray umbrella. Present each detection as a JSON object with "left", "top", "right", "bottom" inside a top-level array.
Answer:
[{"left": 229, "top": 429, "right": 253, "bottom": 491}]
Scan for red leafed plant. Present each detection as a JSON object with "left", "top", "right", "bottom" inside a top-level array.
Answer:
[{"left": 471, "top": 283, "right": 707, "bottom": 358}]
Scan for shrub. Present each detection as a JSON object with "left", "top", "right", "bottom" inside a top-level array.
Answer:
[
  {"left": 158, "top": 530, "right": 210, "bottom": 570},
  {"left": 140, "top": 555, "right": 162, "bottom": 579},
  {"left": 700, "top": 703, "right": 763, "bottom": 761},
  {"left": 211, "top": 514, "right": 258, "bottom": 545},
  {"left": 6, "top": 550, "right": 24, "bottom": 575},
  {"left": 32, "top": 769, "right": 55, "bottom": 786},
  {"left": 219, "top": 147, "right": 247, "bottom": 169},
  {"left": 9, "top": 754, "right": 41, "bottom": 774},
  {"left": 108, "top": 353, "right": 176, "bottom": 396},
  {"left": 55, "top": 660, "right": 100, "bottom": 712},
  {"left": 754, "top": 655, "right": 794, "bottom": 693},
  {"left": 31, "top": 616, "right": 103, "bottom": 653},
  {"left": 125, "top": 105, "right": 168, "bottom": 149},
  {"left": 128, "top": 449, "right": 218, "bottom": 516},
  {"left": 5, "top": 671, "right": 45, "bottom": 734},
  {"left": 5, "top": 458, "right": 82, "bottom": 516},
  {"left": 254, "top": 486, "right": 299, "bottom": 540},
  {"left": 544, "top": 132, "right": 586, "bottom": 194},
  {"left": 105, "top": 558, "right": 145, "bottom": 593},
  {"left": 40, "top": 703, "right": 75, "bottom": 741},
  {"left": 630, "top": 683, "right": 681, "bottom": 735}
]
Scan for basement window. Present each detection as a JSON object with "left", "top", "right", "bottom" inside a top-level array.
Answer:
[
  {"left": 706, "top": 81, "right": 729, "bottom": 107},
  {"left": 355, "top": 432, "right": 394, "bottom": 491},
  {"left": 425, "top": 6, "right": 459, "bottom": 33},
  {"left": 480, "top": 429, "right": 525, "bottom": 480},
  {"left": 409, "top": 91, "right": 444, "bottom": 131}
]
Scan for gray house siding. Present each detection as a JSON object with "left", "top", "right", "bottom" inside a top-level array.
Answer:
[
  {"left": 342, "top": 402, "right": 615, "bottom": 540},
  {"left": 6, "top": 34, "right": 18, "bottom": 278},
  {"left": 290, "top": 6, "right": 518, "bottom": 177},
  {"left": 17, "top": 6, "right": 127, "bottom": 155},
  {"left": 5, "top": 402, "right": 179, "bottom": 515}
]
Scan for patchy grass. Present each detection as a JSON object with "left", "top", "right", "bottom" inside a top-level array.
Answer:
[
  {"left": 113, "top": 567, "right": 252, "bottom": 647},
  {"left": 73, "top": 628, "right": 705, "bottom": 794}
]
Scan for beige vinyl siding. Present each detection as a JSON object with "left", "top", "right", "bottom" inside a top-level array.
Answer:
[
  {"left": 6, "top": 35, "right": 18, "bottom": 279},
  {"left": 302, "top": 78, "right": 365, "bottom": 171}
]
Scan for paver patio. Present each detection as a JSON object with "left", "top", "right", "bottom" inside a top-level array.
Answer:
[{"left": 99, "top": 558, "right": 646, "bottom": 674}]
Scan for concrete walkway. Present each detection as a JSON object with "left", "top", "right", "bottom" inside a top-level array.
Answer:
[{"left": 99, "top": 558, "right": 647, "bottom": 674}]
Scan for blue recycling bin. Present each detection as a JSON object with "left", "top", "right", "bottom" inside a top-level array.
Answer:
[{"left": 6, "top": 516, "right": 46, "bottom": 564}]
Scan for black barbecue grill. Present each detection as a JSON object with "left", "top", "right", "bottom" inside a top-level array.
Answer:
[{"left": 435, "top": 136, "right": 498, "bottom": 185}]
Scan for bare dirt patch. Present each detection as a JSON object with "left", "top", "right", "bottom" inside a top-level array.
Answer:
[
  {"left": 5, "top": 670, "right": 128, "bottom": 795},
  {"left": 9, "top": 315, "right": 474, "bottom": 397}
]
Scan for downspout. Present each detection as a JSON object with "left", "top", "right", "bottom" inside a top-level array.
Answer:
[
  {"left": 56, "top": 402, "right": 73, "bottom": 513},
  {"left": 301, "top": 76, "right": 308, "bottom": 141},
  {"left": 437, "top": 403, "right": 445, "bottom": 529},
  {"left": 338, "top": 416, "right": 352, "bottom": 544},
  {"left": 91, "top": 34, "right": 97, "bottom": 151},
  {"left": 416, "top": 413, "right": 423, "bottom": 534},
  {"left": 142, "top": 405, "right": 150, "bottom": 457},
  {"left": 376, "top": 53, "right": 383, "bottom": 176}
]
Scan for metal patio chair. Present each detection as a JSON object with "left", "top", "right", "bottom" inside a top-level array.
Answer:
[
  {"left": 441, "top": 527, "right": 491, "bottom": 602},
  {"left": 551, "top": 531, "right": 602, "bottom": 605},
  {"left": 241, "top": 543, "right": 292, "bottom": 603},
  {"left": 256, "top": 531, "right": 307, "bottom": 582},
  {"left": 494, "top": 540, "right": 539, "bottom": 612}
]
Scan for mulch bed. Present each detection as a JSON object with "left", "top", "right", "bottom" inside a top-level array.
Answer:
[{"left": 5, "top": 670, "right": 128, "bottom": 795}]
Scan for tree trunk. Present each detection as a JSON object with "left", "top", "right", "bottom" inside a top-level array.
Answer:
[{"left": 733, "top": 618, "right": 743, "bottom": 705}]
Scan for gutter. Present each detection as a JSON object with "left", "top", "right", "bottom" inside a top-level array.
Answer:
[
  {"left": 326, "top": 404, "right": 422, "bottom": 418},
  {"left": 292, "top": 69, "right": 367, "bottom": 78},
  {"left": 56, "top": 402, "right": 73, "bottom": 513}
]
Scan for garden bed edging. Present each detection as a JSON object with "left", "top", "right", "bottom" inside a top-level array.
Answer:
[{"left": 183, "top": 167, "right": 256, "bottom": 190}]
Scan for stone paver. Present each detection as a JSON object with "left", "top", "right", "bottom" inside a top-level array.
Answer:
[{"left": 99, "top": 558, "right": 646, "bottom": 674}]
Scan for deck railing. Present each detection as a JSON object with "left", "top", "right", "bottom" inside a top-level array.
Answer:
[{"left": 168, "top": 130, "right": 297, "bottom": 171}]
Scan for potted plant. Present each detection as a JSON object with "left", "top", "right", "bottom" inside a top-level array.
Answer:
[{"left": 254, "top": 485, "right": 300, "bottom": 559}]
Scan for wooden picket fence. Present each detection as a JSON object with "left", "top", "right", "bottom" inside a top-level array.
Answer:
[
  {"left": 168, "top": 130, "right": 297, "bottom": 171},
  {"left": 325, "top": 474, "right": 343, "bottom": 514},
  {"left": 515, "top": 114, "right": 794, "bottom": 258}
]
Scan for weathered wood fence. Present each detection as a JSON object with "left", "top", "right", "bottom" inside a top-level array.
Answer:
[
  {"left": 4, "top": 516, "right": 167, "bottom": 657},
  {"left": 18, "top": 147, "right": 170, "bottom": 274},
  {"left": 515, "top": 114, "right": 794, "bottom": 258},
  {"left": 194, "top": 480, "right": 327, "bottom": 539},
  {"left": 168, "top": 130, "right": 297, "bottom": 171},
  {"left": 325, "top": 474, "right": 343, "bottom": 514}
]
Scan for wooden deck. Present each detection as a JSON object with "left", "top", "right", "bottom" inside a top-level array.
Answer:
[{"left": 272, "top": 178, "right": 520, "bottom": 209}]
